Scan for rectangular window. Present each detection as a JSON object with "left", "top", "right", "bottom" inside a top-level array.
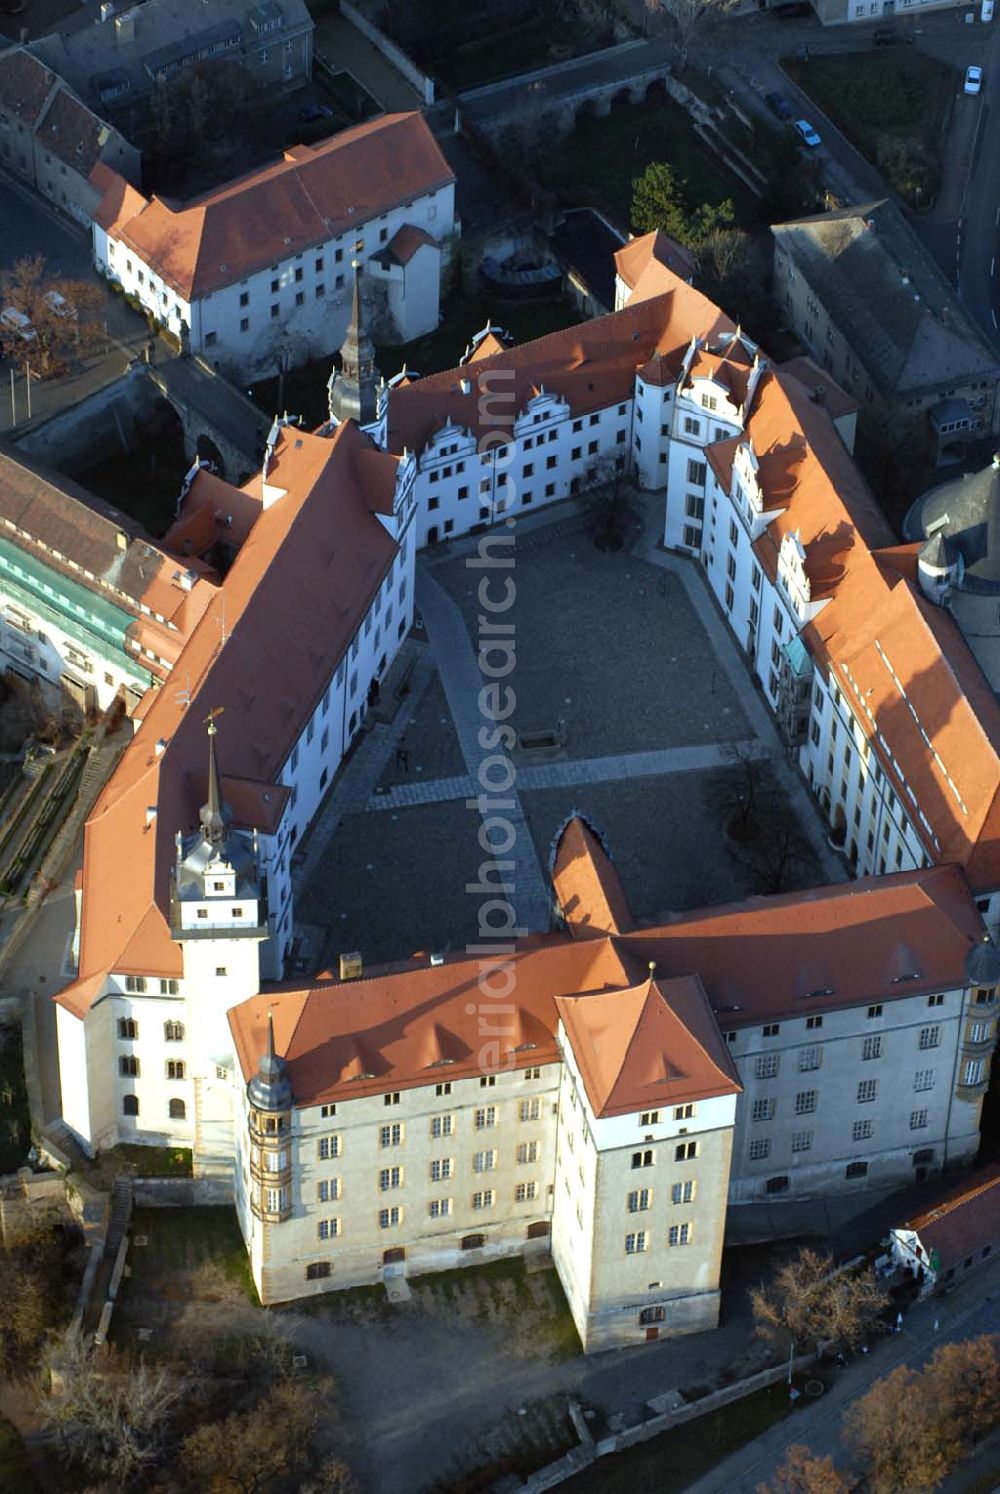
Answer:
[
  {"left": 517, "top": 1180, "right": 539, "bottom": 1202},
  {"left": 752, "top": 1098, "right": 776, "bottom": 1122},
  {"left": 317, "top": 1178, "right": 341, "bottom": 1202},
  {"left": 430, "top": 1115, "right": 453, "bottom": 1137},
  {"left": 429, "top": 1158, "right": 453, "bottom": 1181},
  {"left": 379, "top": 1124, "right": 403, "bottom": 1147},
  {"left": 378, "top": 1166, "right": 403, "bottom": 1191},
  {"left": 913, "top": 1069, "right": 934, "bottom": 1092},
  {"left": 125, "top": 975, "right": 147, "bottom": 993},
  {"left": 919, "top": 1025, "right": 941, "bottom": 1050},
  {"left": 473, "top": 1150, "right": 497, "bottom": 1172},
  {"left": 670, "top": 1180, "right": 695, "bottom": 1204},
  {"left": 852, "top": 1119, "right": 873, "bottom": 1141},
  {"left": 749, "top": 1138, "right": 771, "bottom": 1160},
  {"left": 673, "top": 1104, "right": 695, "bottom": 1120},
  {"left": 668, "top": 1223, "right": 691, "bottom": 1246},
  {"left": 631, "top": 1149, "right": 654, "bottom": 1169},
  {"left": 472, "top": 1190, "right": 494, "bottom": 1209},
  {"left": 963, "top": 1058, "right": 985, "bottom": 1086},
  {"left": 384, "top": 1091, "right": 400, "bottom": 1107},
  {"left": 909, "top": 1109, "right": 929, "bottom": 1130},
  {"left": 625, "top": 1231, "right": 647, "bottom": 1254},
  {"left": 378, "top": 1207, "right": 402, "bottom": 1228},
  {"left": 799, "top": 1046, "right": 822, "bottom": 1071},
  {"left": 474, "top": 1106, "right": 496, "bottom": 1129},
  {"left": 867, "top": 1005, "right": 883, "bottom": 1020},
  {"left": 791, "top": 1131, "right": 812, "bottom": 1153},
  {"left": 519, "top": 1099, "right": 541, "bottom": 1121},
  {"left": 794, "top": 1090, "right": 817, "bottom": 1114},
  {"left": 756, "top": 1054, "right": 780, "bottom": 1079},
  {"left": 317, "top": 1135, "right": 341, "bottom": 1160},
  {"left": 845, "top": 1161, "right": 868, "bottom": 1180},
  {"left": 119, "top": 1055, "right": 139, "bottom": 1077},
  {"left": 166, "top": 1060, "right": 185, "bottom": 1081},
  {"left": 857, "top": 1079, "right": 878, "bottom": 1104},
  {"left": 317, "top": 1218, "right": 341, "bottom": 1239},
  {"left": 628, "top": 1188, "right": 652, "bottom": 1212},
  {"left": 428, "top": 1198, "right": 452, "bottom": 1218},
  {"left": 675, "top": 1140, "right": 698, "bottom": 1162},
  {"left": 687, "top": 459, "right": 707, "bottom": 486},
  {"left": 862, "top": 1035, "right": 882, "bottom": 1061},
  {"left": 118, "top": 1018, "right": 138, "bottom": 1040},
  {"left": 516, "top": 1141, "right": 539, "bottom": 1164}
]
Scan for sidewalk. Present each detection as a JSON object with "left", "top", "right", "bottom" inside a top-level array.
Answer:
[{"left": 684, "top": 1255, "right": 1000, "bottom": 1492}]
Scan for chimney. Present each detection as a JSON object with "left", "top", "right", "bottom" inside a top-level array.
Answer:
[
  {"left": 145, "top": 806, "right": 157, "bottom": 828},
  {"left": 339, "top": 951, "right": 363, "bottom": 981},
  {"left": 154, "top": 738, "right": 167, "bottom": 757},
  {"left": 460, "top": 377, "right": 472, "bottom": 395}
]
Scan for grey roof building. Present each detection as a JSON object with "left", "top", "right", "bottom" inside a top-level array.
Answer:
[
  {"left": 905, "top": 454, "right": 1000, "bottom": 690},
  {"left": 30, "top": 0, "right": 313, "bottom": 116},
  {"left": 772, "top": 201, "right": 1000, "bottom": 452}
]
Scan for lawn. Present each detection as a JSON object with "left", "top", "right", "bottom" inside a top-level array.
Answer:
[
  {"left": 127, "top": 1205, "right": 257, "bottom": 1303},
  {"left": 782, "top": 50, "right": 959, "bottom": 208},
  {"left": 0, "top": 1023, "right": 31, "bottom": 1174},
  {"left": 562, "top": 1382, "right": 797, "bottom": 1493},
  {"left": 533, "top": 93, "right": 761, "bottom": 234},
  {"left": 100, "top": 1143, "right": 193, "bottom": 1177}
]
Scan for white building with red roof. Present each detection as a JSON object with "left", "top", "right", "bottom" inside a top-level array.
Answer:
[{"left": 90, "top": 112, "right": 456, "bottom": 376}]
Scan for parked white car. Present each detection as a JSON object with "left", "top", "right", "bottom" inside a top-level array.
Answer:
[
  {"left": 965, "top": 65, "right": 984, "bottom": 93},
  {"left": 982, "top": 0, "right": 994, "bottom": 23},
  {"left": 43, "top": 290, "right": 76, "bottom": 319},
  {"left": 794, "top": 118, "right": 822, "bottom": 147},
  {"left": 0, "top": 306, "right": 36, "bottom": 342}
]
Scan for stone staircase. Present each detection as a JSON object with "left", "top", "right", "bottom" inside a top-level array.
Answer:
[{"left": 104, "top": 1176, "right": 132, "bottom": 1259}]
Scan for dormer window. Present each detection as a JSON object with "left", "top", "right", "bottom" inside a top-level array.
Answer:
[{"left": 213, "top": 881, "right": 225, "bottom": 891}]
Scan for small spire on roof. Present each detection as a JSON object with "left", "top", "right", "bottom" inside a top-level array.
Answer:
[{"left": 199, "top": 707, "right": 228, "bottom": 845}]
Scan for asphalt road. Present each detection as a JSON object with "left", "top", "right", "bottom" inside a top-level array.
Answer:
[
  {"left": 956, "top": 25, "right": 1000, "bottom": 344},
  {"left": 0, "top": 168, "right": 151, "bottom": 434}
]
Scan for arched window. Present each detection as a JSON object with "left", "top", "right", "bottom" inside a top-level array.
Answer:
[
  {"left": 122, "top": 1094, "right": 139, "bottom": 1117},
  {"left": 168, "top": 1098, "right": 186, "bottom": 1121},
  {"left": 164, "top": 1020, "right": 185, "bottom": 1042}
]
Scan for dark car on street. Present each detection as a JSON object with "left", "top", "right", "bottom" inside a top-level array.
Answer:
[
  {"left": 874, "top": 27, "right": 912, "bottom": 44},
  {"left": 765, "top": 91, "right": 793, "bottom": 120}
]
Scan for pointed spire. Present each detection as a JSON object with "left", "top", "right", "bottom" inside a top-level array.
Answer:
[
  {"left": 327, "top": 259, "right": 380, "bottom": 426},
  {"left": 247, "top": 1007, "right": 293, "bottom": 1110},
  {"left": 199, "top": 707, "right": 230, "bottom": 845}
]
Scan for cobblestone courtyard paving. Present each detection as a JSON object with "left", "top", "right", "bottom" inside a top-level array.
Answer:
[{"left": 295, "top": 497, "right": 842, "bottom": 966}]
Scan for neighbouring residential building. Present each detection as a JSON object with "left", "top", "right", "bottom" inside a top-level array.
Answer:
[
  {"left": 44, "top": 231, "right": 1000, "bottom": 1346},
  {"left": 889, "top": 1163, "right": 1000, "bottom": 1293},
  {"left": 89, "top": 112, "right": 456, "bottom": 377},
  {"left": 30, "top": 0, "right": 313, "bottom": 119},
  {"left": 772, "top": 201, "right": 1000, "bottom": 455},
  {"left": 0, "top": 445, "right": 216, "bottom": 714},
  {"left": 810, "top": 0, "right": 977, "bottom": 25},
  {"left": 0, "top": 46, "right": 140, "bottom": 225}
]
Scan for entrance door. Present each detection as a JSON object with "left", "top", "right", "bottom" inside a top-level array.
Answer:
[{"left": 382, "top": 1247, "right": 405, "bottom": 1266}]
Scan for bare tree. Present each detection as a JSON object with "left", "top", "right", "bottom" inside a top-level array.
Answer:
[
  {"left": 715, "top": 737, "right": 764, "bottom": 840},
  {"left": 757, "top": 1444, "right": 851, "bottom": 1494},
  {"left": 582, "top": 453, "right": 638, "bottom": 551},
  {"left": 646, "top": 0, "right": 735, "bottom": 67},
  {"left": 178, "top": 1378, "right": 320, "bottom": 1493},
  {"left": 750, "top": 1248, "right": 887, "bottom": 1355},
  {"left": 39, "top": 1333, "right": 192, "bottom": 1484},
  {"left": 1, "top": 255, "right": 104, "bottom": 377}
]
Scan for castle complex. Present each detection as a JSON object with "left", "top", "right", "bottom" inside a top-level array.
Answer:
[{"left": 2, "top": 234, "right": 998, "bottom": 1352}]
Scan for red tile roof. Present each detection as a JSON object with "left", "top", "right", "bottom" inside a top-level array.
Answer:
[
  {"left": 555, "top": 974, "right": 741, "bottom": 1118},
  {"left": 96, "top": 113, "right": 454, "bottom": 301},
  {"left": 388, "top": 280, "right": 733, "bottom": 453},
  {"left": 552, "top": 815, "right": 633, "bottom": 938},
  {"left": 57, "top": 421, "right": 403, "bottom": 1006},
  {"left": 614, "top": 230, "right": 695, "bottom": 290},
  {"left": 0, "top": 47, "right": 55, "bottom": 126},
  {"left": 902, "top": 1165, "right": 1000, "bottom": 1270}
]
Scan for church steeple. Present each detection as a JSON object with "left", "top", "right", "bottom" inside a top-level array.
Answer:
[
  {"left": 327, "top": 259, "right": 380, "bottom": 426},
  {"left": 199, "top": 707, "right": 231, "bottom": 845}
]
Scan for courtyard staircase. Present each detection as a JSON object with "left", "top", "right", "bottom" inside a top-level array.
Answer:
[{"left": 104, "top": 1177, "right": 132, "bottom": 1259}]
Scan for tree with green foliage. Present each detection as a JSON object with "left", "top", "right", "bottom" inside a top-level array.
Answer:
[{"left": 630, "top": 161, "right": 736, "bottom": 249}]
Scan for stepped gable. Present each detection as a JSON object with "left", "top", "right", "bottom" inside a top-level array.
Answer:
[
  {"left": 387, "top": 274, "right": 733, "bottom": 454},
  {"left": 56, "top": 421, "right": 402, "bottom": 1013}
]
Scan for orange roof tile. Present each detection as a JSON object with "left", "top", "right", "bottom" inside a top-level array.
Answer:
[
  {"left": 375, "top": 223, "right": 437, "bottom": 268},
  {"left": 555, "top": 974, "right": 741, "bottom": 1118},
  {"left": 388, "top": 279, "right": 733, "bottom": 453},
  {"left": 552, "top": 815, "right": 633, "bottom": 938},
  {"left": 60, "top": 421, "right": 402, "bottom": 1002},
  {"left": 902, "top": 1164, "right": 1000, "bottom": 1268},
  {"left": 614, "top": 230, "right": 695, "bottom": 291},
  {"left": 229, "top": 937, "right": 635, "bottom": 1106},
  {"left": 622, "top": 864, "right": 983, "bottom": 1026},
  {"left": 97, "top": 114, "right": 454, "bottom": 301}
]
